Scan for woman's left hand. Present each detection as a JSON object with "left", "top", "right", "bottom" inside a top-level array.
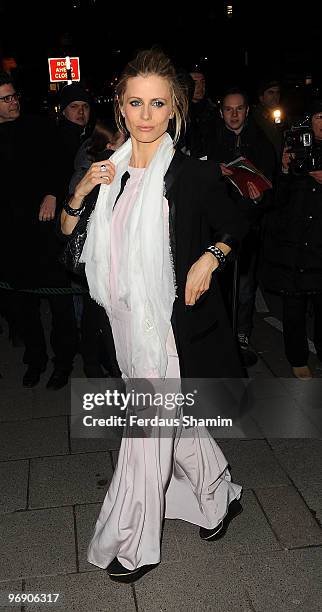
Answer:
[
  {"left": 309, "top": 170, "right": 322, "bottom": 184},
  {"left": 185, "top": 252, "right": 218, "bottom": 306}
]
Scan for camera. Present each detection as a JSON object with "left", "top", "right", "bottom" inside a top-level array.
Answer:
[{"left": 284, "top": 116, "right": 322, "bottom": 174}]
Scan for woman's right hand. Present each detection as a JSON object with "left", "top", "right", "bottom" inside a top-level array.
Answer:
[
  {"left": 74, "top": 159, "right": 116, "bottom": 200},
  {"left": 61, "top": 160, "right": 116, "bottom": 235}
]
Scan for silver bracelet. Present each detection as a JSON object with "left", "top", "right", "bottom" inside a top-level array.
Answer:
[
  {"left": 205, "top": 245, "right": 226, "bottom": 269},
  {"left": 62, "top": 197, "right": 86, "bottom": 217}
]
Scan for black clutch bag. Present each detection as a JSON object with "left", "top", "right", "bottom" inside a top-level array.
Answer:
[{"left": 59, "top": 197, "right": 96, "bottom": 276}]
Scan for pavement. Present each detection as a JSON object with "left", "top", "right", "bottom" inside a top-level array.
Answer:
[{"left": 0, "top": 290, "right": 321, "bottom": 612}]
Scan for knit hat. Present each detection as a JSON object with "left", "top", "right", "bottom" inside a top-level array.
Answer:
[
  {"left": 257, "top": 78, "right": 280, "bottom": 97},
  {"left": 59, "top": 83, "right": 92, "bottom": 110}
]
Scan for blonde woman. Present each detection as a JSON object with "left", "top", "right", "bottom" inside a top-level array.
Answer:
[{"left": 61, "top": 49, "right": 247, "bottom": 581}]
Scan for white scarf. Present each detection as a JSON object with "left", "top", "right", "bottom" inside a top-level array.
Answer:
[{"left": 80, "top": 132, "right": 176, "bottom": 378}]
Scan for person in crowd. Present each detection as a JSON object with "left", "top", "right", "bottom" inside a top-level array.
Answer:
[
  {"left": 207, "top": 87, "right": 276, "bottom": 365},
  {"left": 69, "top": 116, "right": 125, "bottom": 194},
  {"left": 67, "top": 117, "right": 125, "bottom": 378},
  {"left": 54, "top": 83, "right": 93, "bottom": 204},
  {"left": 61, "top": 48, "right": 247, "bottom": 581},
  {"left": 252, "top": 78, "right": 287, "bottom": 162},
  {"left": 0, "top": 71, "right": 78, "bottom": 389},
  {"left": 51, "top": 82, "right": 94, "bottom": 342},
  {"left": 261, "top": 100, "right": 322, "bottom": 380},
  {"left": 187, "top": 67, "right": 217, "bottom": 158}
]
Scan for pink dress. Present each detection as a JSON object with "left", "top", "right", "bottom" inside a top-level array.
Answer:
[{"left": 87, "top": 167, "right": 242, "bottom": 571}]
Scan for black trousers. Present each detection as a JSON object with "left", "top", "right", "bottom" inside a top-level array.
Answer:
[
  {"left": 81, "top": 293, "right": 121, "bottom": 377},
  {"left": 219, "top": 228, "right": 260, "bottom": 337},
  {"left": 4, "top": 291, "right": 78, "bottom": 370},
  {"left": 282, "top": 293, "right": 322, "bottom": 366}
]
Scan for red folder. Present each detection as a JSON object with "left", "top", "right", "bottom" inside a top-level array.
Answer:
[{"left": 224, "top": 156, "right": 272, "bottom": 198}]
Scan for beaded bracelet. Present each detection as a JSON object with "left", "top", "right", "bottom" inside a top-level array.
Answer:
[
  {"left": 62, "top": 197, "right": 86, "bottom": 217},
  {"left": 205, "top": 245, "right": 226, "bottom": 269}
]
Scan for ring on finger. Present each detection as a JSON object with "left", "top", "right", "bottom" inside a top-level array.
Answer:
[{"left": 100, "top": 164, "right": 107, "bottom": 172}]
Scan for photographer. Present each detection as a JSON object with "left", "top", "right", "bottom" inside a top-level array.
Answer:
[{"left": 261, "top": 101, "right": 322, "bottom": 379}]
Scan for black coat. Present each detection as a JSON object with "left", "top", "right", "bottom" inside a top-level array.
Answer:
[
  {"left": 60, "top": 150, "right": 248, "bottom": 376},
  {"left": 206, "top": 116, "right": 277, "bottom": 225},
  {"left": 0, "top": 114, "right": 89, "bottom": 289},
  {"left": 165, "top": 151, "right": 248, "bottom": 377},
  {"left": 261, "top": 164, "right": 322, "bottom": 294},
  {"left": 54, "top": 117, "right": 90, "bottom": 204},
  {"left": 0, "top": 114, "right": 67, "bottom": 288}
]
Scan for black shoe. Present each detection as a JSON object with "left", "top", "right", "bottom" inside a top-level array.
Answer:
[
  {"left": 46, "top": 368, "right": 70, "bottom": 391},
  {"left": 199, "top": 498, "right": 243, "bottom": 541},
  {"left": 23, "top": 365, "right": 46, "bottom": 388},
  {"left": 106, "top": 557, "right": 157, "bottom": 583}
]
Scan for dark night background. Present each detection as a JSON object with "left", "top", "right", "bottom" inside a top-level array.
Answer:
[{"left": 0, "top": 0, "right": 320, "bottom": 116}]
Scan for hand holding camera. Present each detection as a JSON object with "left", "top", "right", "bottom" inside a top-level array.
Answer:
[{"left": 281, "top": 147, "right": 294, "bottom": 172}]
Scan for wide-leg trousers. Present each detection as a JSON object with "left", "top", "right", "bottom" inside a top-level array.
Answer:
[{"left": 87, "top": 306, "right": 242, "bottom": 571}]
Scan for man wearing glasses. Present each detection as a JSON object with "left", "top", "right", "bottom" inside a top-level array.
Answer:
[
  {"left": 0, "top": 90, "right": 20, "bottom": 121},
  {"left": 0, "top": 72, "right": 78, "bottom": 389}
]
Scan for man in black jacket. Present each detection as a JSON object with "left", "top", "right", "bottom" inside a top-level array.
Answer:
[
  {"left": 0, "top": 72, "right": 79, "bottom": 389},
  {"left": 207, "top": 87, "right": 276, "bottom": 365}
]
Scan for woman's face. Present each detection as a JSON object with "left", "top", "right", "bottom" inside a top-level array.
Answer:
[{"left": 120, "top": 74, "right": 174, "bottom": 145}]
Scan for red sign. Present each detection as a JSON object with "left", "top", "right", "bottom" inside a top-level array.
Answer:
[{"left": 48, "top": 57, "right": 80, "bottom": 82}]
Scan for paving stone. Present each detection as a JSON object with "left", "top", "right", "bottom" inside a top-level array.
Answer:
[
  {"left": 0, "top": 507, "right": 76, "bottom": 580},
  {"left": 0, "top": 580, "right": 23, "bottom": 611},
  {"left": 0, "top": 416, "right": 69, "bottom": 461},
  {"left": 169, "top": 490, "right": 280, "bottom": 558},
  {"left": 70, "top": 435, "right": 121, "bottom": 453},
  {"left": 74, "top": 503, "right": 102, "bottom": 572},
  {"left": 32, "top": 386, "right": 70, "bottom": 418},
  {"left": 159, "top": 519, "right": 182, "bottom": 564},
  {"left": 135, "top": 558, "right": 252, "bottom": 612},
  {"left": 70, "top": 418, "right": 122, "bottom": 453},
  {"left": 268, "top": 438, "right": 321, "bottom": 451},
  {"left": 249, "top": 395, "right": 321, "bottom": 439},
  {"left": 219, "top": 439, "right": 290, "bottom": 489},
  {"left": 298, "top": 404, "right": 322, "bottom": 436},
  {"left": 0, "top": 387, "right": 33, "bottom": 422},
  {"left": 24, "top": 571, "right": 135, "bottom": 611},
  {"left": 0, "top": 460, "right": 29, "bottom": 513},
  {"left": 233, "top": 549, "right": 322, "bottom": 612},
  {"left": 247, "top": 377, "right": 289, "bottom": 399},
  {"left": 297, "top": 482, "right": 322, "bottom": 525},
  {"left": 29, "top": 452, "right": 113, "bottom": 508},
  {"left": 255, "top": 485, "right": 322, "bottom": 549},
  {"left": 274, "top": 441, "right": 322, "bottom": 487},
  {"left": 279, "top": 378, "right": 322, "bottom": 407}
]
